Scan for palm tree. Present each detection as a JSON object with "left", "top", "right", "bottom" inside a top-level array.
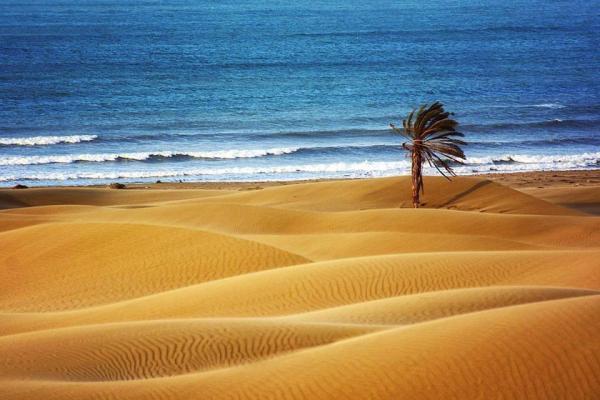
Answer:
[{"left": 390, "top": 102, "right": 466, "bottom": 208}]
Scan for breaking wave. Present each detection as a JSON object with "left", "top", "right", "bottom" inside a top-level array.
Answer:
[
  {"left": 464, "top": 152, "right": 600, "bottom": 166},
  {"left": 0, "top": 144, "right": 396, "bottom": 166},
  {"left": 0, "top": 135, "right": 98, "bottom": 146},
  {"left": 0, "top": 147, "right": 301, "bottom": 166},
  {"left": 0, "top": 161, "right": 411, "bottom": 182},
  {"left": 2, "top": 152, "right": 599, "bottom": 184}
]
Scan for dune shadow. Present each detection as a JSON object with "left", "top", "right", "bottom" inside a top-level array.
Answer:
[
  {"left": 0, "top": 192, "right": 29, "bottom": 210},
  {"left": 110, "top": 205, "right": 155, "bottom": 209},
  {"left": 439, "top": 180, "right": 492, "bottom": 208}
]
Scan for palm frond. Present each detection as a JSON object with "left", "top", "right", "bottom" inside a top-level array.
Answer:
[
  {"left": 422, "top": 118, "right": 458, "bottom": 136},
  {"left": 389, "top": 123, "right": 411, "bottom": 139},
  {"left": 391, "top": 103, "right": 467, "bottom": 179},
  {"left": 424, "top": 142, "right": 466, "bottom": 159},
  {"left": 423, "top": 130, "right": 464, "bottom": 142},
  {"left": 427, "top": 111, "right": 451, "bottom": 128},
  {"left": 415, "top": 102, "right": 443, "bottom": 133}
]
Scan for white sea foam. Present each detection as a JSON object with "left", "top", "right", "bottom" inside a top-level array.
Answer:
[
  {"left": 2, "top": 153, "right": 599, "bottom": 184},
  {"left": 0, "top": 135, "right": 98, "bottom": 146},
  {"left": 532, "top": 103, "right": 566, "bottom": 109},
  {"left": 489, "top": 103, "right": 566, "bottom": 110},
  {"left": 465, "top": 152, "right": 600, "bottom": 165},
  {"left": 0, "top": 147, "right": 300, "bottom": 166},
  {"left": 189, "top": 148, "right": 299, "bottom": 159},
  {"left": 0, "top": 143, "right": 396, "bottom": 166},
  {"left": 0, "top": 160, "right": 410, "bottom": 182}
]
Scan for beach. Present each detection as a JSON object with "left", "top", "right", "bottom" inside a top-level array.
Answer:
[
  {"left": 1, "top": 170, "right": 599, "bottom": 399},
  {"left": 2, "top": 0, "right": 599, "bottom": 397}
]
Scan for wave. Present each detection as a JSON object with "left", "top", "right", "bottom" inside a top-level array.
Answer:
[
  {"left": 531, "top": 103, "right": 566, "bottom": 109},
  {"left": 266, "top": 117, "right": 595, "bottom": 136},
  {"left": 489, "top": 103, "right": 566, "bottom": 110},
  {"left": 0, "top": 144, "right": 399, "bottom": 166},
  {"left": 463, "top": 118, "right": 598, "bottom": 132},
  {"left": 0, "top": 134, "right": 98, "bottom": 146},
  {"left": 7, "top": 116, "right": 588, "bottom": 149},
  {"left": 0, "top": 147, "right": 304, "bottom": 166},
  {"left": 106, "top": 129, "right": 392, "bottom": 142},
  {"left": 464, "top": 152, "right": 600, "bottom": 166},
  {"left": 3, "top": 140, "right": 600, "bottom": 167},
  {"left": 288, "top": 26, "right": 571, "bottom": 38},
  {"left": 3, "top": 152, "right": 599, "bottom": 184},
  {"left": 100, "top": 118, "right": 598, "bottom": 143},
  {"left": 469, "top": 135, "right": 600, "bottom": 147},
  {"left": 0, "top": 160, "right": 410, "bottom": 182}
]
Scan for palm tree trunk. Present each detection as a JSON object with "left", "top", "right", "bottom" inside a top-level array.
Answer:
[{"left": 411, "top": 145, "right": 422, "bottom": 208}]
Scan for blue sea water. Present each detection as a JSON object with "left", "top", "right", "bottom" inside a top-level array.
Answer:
[{"left": 1, "top": 0, "right": 599, "bottom": 186}]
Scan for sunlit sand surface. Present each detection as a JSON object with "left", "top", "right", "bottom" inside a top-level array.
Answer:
[{"left": 1, "top": 175, "right": 599, "bottom": 399}]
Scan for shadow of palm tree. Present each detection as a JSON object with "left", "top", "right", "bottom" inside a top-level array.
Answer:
[{"left": 439, "top": 180, "right": 492, "bottom": 208}]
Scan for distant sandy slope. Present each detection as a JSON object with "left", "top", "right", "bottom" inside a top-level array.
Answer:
[{"left": 0, "top": 174, "right": 598, "bottom": 399}]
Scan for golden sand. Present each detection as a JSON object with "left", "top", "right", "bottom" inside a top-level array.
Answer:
[{"left": 1, "top": 174, "right": 599, "bottom": 399}]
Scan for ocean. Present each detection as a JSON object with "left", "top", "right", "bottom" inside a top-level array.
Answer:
[{"left": 1, "top": 0, "right": 598, "bottom": 186}]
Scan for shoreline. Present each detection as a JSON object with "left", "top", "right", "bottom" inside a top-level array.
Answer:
[{"left": 5, "top": 169, "right": 599, "bottom": 191}]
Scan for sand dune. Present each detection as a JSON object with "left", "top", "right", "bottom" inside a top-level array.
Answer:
[
  {"left": 241, "top": 231, "right": 543, "bottom": 260},
  {"left": 1, "top": 175, "right": 599, "bottom": 399},
  {"left": 199, "top": 176, "right": 582, "bottom": 215},
  {"left": 0, "top": 222, "right": 307, "bottom": 311},
  {"left": 522, "top": 186, "right": 600, "bottom": 215},
  {"left": 0, "top": 319, "right": 379, "bottom": 381},
  {"left": 0, "top": 187, "right": 229, "bottom": 209}
]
